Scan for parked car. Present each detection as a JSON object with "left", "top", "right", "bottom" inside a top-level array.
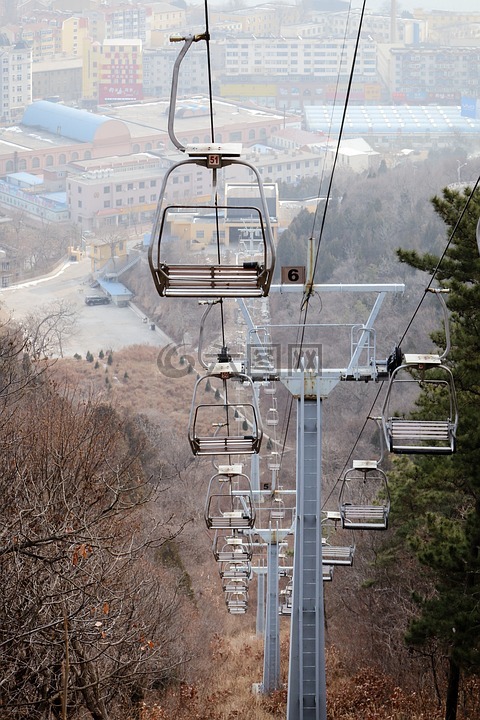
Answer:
[{"left": 85, "top": 295, "right": 110, "bottom": 306}]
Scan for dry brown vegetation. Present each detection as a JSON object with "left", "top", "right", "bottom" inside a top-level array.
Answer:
[
  {"left": 46, "top": 343, "right": 479, "bottom": 720},
  {"left": 138, "top": 631, "right": 459, "bottom": 720}
]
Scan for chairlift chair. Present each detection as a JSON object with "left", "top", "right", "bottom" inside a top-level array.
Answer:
[
  {"left": 321, "top": 539, "right": 355, "bottom": 566},
  {"left": 323, "top": 565, "right": 334, "bottom": 582},
  {"left": 267, "top": 451, "right": 281, "bottom": 471},
  {"left": 263, "top": 381, "right": 277, "bottom": 395},
  {"left": 219, "top": 560, "right": 251, "bottom": 579},
  {"left": 382, "top": 289, "right": 458, "bottom": 455},
  {"left": 213, "top": 531, "right": 253, "bottom": 562},
  {"left": 340, "top": 460, "right": 390, "bottom": 530},
  {"left": 321, "top": 512, "right": 355, "bottom": 565},
  {"left": 280, "top": 582, "right": 293, "bottom": 615},
  {"left": 148, "top": 33, "right": 275, "bottom": 299},
  {"left": 149, "top": 201, "right": 275, "bottom": 298},
  {"left": 266, "top": 406, "right": 279, "bottom": 427},
  {"left": 188, "top": 371, "right": 263, "bottom": 456},
  {"left": 270, "top": 494, "right": 285, "bottom": 521},
  {"left": 222, "top": 577, "right": 249, "bottom": 593},
  {"left": 204, "top": 468, "right": 256, "bottom": 530},
  {"left": 381, "top": 353, "right": 458, "bottom": 455}
]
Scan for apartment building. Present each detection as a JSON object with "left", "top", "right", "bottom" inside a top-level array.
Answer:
[
  {"left": 413, "top": 10, "right": 480, "bottom": 44},
  {"left": 67, "top": 154, "right": 166, "bottom": 231},
  {"left": 32, "top": 57, "right": 82, "bottom": 102},
  {"left": 218, "top": 35, "right": 379, "bottom": 109},
  {"left": 13, "top": 13, "right": 62, "bottom": 59},
  {"left": 295, "top": 11, "right": 426, "bottom": 44},
  {"left": 0, "top": 36, "right": 32, "bottom": 123},
  {"left": 84, "top": 5, "right": 147, "bottom": 43},
  {"left": 82, "top": 38, "right": 143, "bottom": 105},
  {"left": 221, "top": 36, "right": 377, "bottom": 82},
  {"left": 61, "top": 15, "right": 88, "bottom": 56},
  {"left": 377, "top": 45, "right": 480, "bottom": 103},
  {"left": 143, "top": 46, "right": 208, "bottom": 98},
  {"left": 148, "top": 2, "right": 187, "bottom": 47}
]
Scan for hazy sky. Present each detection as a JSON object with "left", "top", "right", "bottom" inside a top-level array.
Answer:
[{"left": 366, "top": 0, "right": 480, "bottom": 11}]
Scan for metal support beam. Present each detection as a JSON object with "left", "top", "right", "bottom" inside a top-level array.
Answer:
[
  {"left": 256, "top": 565, "right": 266, "bottom": 637},
  {"left": 286, "top": 375, "right": 328, "bottom": 720},
  {"left": 263, "top": 535, "right": 281, "bottom": 692}
]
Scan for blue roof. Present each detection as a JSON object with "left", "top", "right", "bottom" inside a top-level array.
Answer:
[
  {"left": 9, "top": 172, "right": 43, "bottom": 185},
  {"left": 305, "top": 105, "right": 480, "bottom": 136},
  {"left": 21, "top": 101, "right": 115, "bottom": 143},
  {"left": 98, "top": 279, "right": 132, "bottom": 296}
]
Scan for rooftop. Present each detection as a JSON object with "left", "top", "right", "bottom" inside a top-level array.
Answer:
[
  {"left": 103, "top": 97, "right": 292, "bottom": 141},
  {"left": 305, "top": 105, "right": 480, "bottom": 136},
  {"left": 22, "top": 101, "right": 130, "bottom": 144}
]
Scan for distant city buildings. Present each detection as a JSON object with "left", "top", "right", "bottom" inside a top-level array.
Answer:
[
  {"left": 82, "top": 37, "right": 143, "bottom": 105},
  {"left": 0, "top": 4, "right": 478, "bottom": 111},
  {"left": 377, "top": 45, "right": 480, "bottom": 104},
  {"left": 0, "top": 35, "right": 32, "bottom": 123},
  {"left": 0, "top": 2, "right": 478, "bottom": 242}
]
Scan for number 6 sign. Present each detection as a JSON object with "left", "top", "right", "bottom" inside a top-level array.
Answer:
[{"left": 281, "top": 266, "right": 306, "bottom": 284}]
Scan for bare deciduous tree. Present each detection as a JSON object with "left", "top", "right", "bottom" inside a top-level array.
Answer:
[
  {"left": 21, "top": 300, "right": 78, "bottom": 358},
  {"left": 0, "top": 330, "right": 194, "bottom": 719}
]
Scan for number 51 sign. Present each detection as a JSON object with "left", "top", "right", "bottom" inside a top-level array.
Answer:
[{"left": 281, "top": 266, "right": 306, "bottom": 284}]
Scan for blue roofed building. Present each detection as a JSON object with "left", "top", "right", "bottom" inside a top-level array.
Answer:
[
  {"left": 21, "top": 101, "right": 131, "bottom": 148},
  {"left": 304, "top": 105, "right": 480, "bottom": 149},
  {"left": 0, "top": 171, "right": 69, "bottom": 223}
]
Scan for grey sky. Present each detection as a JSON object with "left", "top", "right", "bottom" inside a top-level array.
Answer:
[{"left": 366, "top": 0, "right": 479, "bottom": 12}]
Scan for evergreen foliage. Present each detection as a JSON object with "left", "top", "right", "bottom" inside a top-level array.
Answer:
[{"left": 388, "top": 186, "right": 480, "bottom": 718}]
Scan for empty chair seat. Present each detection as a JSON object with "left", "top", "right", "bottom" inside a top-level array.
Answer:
[
  {"left": 340, "top": 504, "right": 388, "bottom": 531},
  {"left": 190, "top": 434, "right": 261, "bottom": 456},
  {"left": 152, "top": 262, "right": 269, "bottom": 298},
  {"left": 204, "top": 468, "right": 256, "bottom": 529},
  {"left": 149, "top": 200, "right": 275, "bottom": 298},
  {"left": 213, "top": 533, "right": 253, "bottom": 562},
  {"left": 381, "top": 352, "right": 458, "bottom": 456},
  {"left": 387, "top": 418, "right": 455, "bottom": 454},
  {"left": 189, "top": 371, "right": 263, "bottom": 457},
  {"left": 340, "top": 460, "right": 390, "bottom": 532},
  {"left": 222, "top": 578, "right": 249, "bottom": 593},
  {"left": 323, "top": 566, "right": 334, "bottom": 582},
  {"left": 321, "top": 542, "right": 355, "bottom": 565}
]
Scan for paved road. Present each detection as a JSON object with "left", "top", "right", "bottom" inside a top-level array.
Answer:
[{"left": 0, "top": 258, "right": 171, "bottom": 358}]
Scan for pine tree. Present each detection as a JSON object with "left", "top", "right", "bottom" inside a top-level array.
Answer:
[{"left": 390, "top": 186, "right": 480, "bottom": 720}]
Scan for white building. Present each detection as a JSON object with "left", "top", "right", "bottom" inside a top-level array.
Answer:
[
  {"left": 221, "top": 36, "right": 377, "bottom": 83},
  {"left": 143, "top": 46, "right": 208, "bottom": 98},
  {"left": 0, "top": 36, "right": 32, "bottom": 123}
]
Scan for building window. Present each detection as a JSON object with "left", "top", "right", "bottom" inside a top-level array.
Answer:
[
  {"left": 116, "top": 184, "right": 122, "bottom": 191},
  {"left": 104, "top": 186, "right": 110, "bottom": 193},
  {"left": 150, "top": 180, "right": 156, "bottom": 187},
  {"left": 104, "top": 201, "right": 110, "bottom": 208}
]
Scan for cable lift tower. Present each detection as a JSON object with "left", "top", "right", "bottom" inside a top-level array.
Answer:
[{"left": 237, "top": 258, "right": 405, "bottom": 720}]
